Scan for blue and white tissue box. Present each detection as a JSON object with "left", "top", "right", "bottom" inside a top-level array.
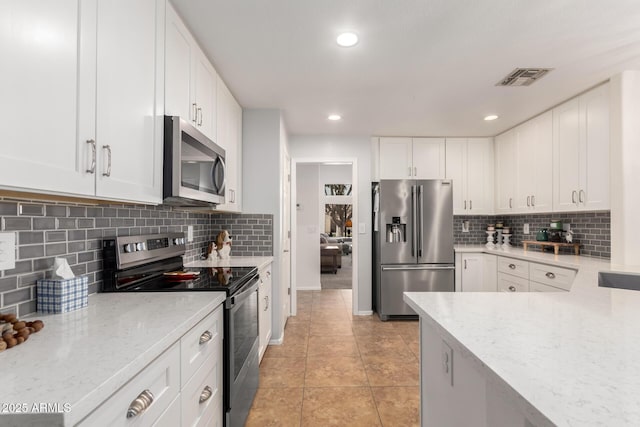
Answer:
[{"left": 36, "top": 275, "right": 89, "bottom": 313}]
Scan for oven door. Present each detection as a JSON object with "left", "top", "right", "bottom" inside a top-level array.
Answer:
[{"left": 225, "top": 276, "right": 259, "bottom": 427}]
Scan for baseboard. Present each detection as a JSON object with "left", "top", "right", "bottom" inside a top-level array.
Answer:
[
  {"left": 296, "top": 283, "right": 321, "bottom": 291},
  {"left": 356, "top": 310, "right": 373, "bottom": 316},
  {"left": 269, "top": 336, "right": 284, "bottom": 345}
]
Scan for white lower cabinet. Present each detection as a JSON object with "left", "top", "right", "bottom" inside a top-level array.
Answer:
[
  {"left": 497, "top": 272, "right": 529, "bottom": 292},
  {"left": 80, "top": 304, "right": 224, "bottom": 427},
  {"left": 79, "top": 343, "right": 181, "bottom": 426},
  {"left": 258, "top": 263, "right": 273, "bottom": 362}
]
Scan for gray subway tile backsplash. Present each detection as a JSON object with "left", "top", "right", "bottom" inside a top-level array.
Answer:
[{"left": 0, "top": 196, "right": 273, "bottom": 317}]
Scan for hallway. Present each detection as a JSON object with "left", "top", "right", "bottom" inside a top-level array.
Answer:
[{"left": 246, "top": 289, "right": 420, "bottom": 426}]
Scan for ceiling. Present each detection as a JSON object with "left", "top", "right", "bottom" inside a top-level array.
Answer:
[{"left": 171, "top": 0, "right": 640, "bottom": 137}]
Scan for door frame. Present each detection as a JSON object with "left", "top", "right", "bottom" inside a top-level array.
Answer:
[{"left": 290, "top": 157, "right": 359, "bottom": 315}]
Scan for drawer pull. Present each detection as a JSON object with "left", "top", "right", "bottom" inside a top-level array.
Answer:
[
  {"left": 545, "top": 272, "right": 556, "bottom": 279},
  {"left": 508, "top": 286, "right": 516, "bottom": 292},
  {"left": 199, "top": 330, "right": 213, "bottom": 345},
  {"left": 264, "top": 295, "right": 269, "bottom": 311},
  {"left": 199, "top": 385, "right": 213, "bottom": 404},
  {"left": 126, "top": 389, "right": 154, "bottom": 419},
  {"left": 508, "top": 264, "right": 516, "bottom": 270}
]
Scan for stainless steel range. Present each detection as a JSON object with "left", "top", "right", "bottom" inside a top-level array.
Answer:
[{"left": 102, "top": 233, "right": 259, "bottom": 427}]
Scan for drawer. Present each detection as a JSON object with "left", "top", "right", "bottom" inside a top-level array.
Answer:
[
  {"left": 529, "top": 263, "right": 576, "bottom": 291},
  {"left": 79, "top": 342, "right": 180, "bottom": 427},
  {"left": 181, "top": 353, "right": 223, "bottom": 427},
  {"left": 152, "top": 395, "right": 181, "bottom": 427},
  {"left": 181, "top": 304, "right": 223, "bottom": 387},
  {"left": 497, "top": 257, "right": 529, "bottom": 279},
  {"left": 529, "top": 281, "right": 568, "bottom": 292},
  {"left": 497, "top": 273, "right": 529, "bottom": 293}
]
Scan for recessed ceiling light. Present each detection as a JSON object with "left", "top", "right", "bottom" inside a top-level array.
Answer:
[
  {"left": 484, "top": 115, "right": 499, "bottom": 121},
  {"left": 328, "top": 114, "right": 342, "bottom": 121},
  {"left": 336, "top": 32, "right": 358, "bottom": 47}
]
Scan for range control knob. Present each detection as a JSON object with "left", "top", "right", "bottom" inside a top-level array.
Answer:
[
  {"left": 124, "top": 243, "right": 136, "bottom": 253},
  {"left": 173, "top": 238, "right": 185, "bottom": 245},
  {"left": 136, "top": 242, "right": 146, "bottom": 251}
]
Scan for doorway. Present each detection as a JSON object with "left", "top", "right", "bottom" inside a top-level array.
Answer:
[{"left": 290, "top": 159, "right": 358, "bottom": 315}]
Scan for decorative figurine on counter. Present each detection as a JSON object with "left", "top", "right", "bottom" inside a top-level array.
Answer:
[
  {"left": 215, "top": 230, "right": 232, "bottom": 259},
  {"left": 565, "top": 229, "right": 574, "bottom": 243}
]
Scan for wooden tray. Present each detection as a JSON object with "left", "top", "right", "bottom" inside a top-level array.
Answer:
[{"left": 522, "top": 240, "right": 580, "bottom": 255}]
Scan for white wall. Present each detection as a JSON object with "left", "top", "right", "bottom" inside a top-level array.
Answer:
[
  {"left": 610, "top": 70, "right": 640, "bottom": 267},
  {"left": 289, "top": 135, "right": 373, "bottom": 314},
  {"left": 296, "top": 164, "right": 321, "bottom": 290}
]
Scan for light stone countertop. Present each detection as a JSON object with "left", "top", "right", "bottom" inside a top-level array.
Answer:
[
  {"left": 185, "top": 256, "right": 273, "bottom": 270},
  {"left": 0, "top": 292, "right": 226, "bottom": 426},
  {"left": 405, "top": 246, "right": 640, "bottom": 426}
]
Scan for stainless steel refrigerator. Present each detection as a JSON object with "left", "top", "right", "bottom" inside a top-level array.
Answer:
[{"left": 372, "top": 179, "right": 455, "bottom": 320}]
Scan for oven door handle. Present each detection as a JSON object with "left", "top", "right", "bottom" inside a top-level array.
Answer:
[{"left": 227, "top": 277, "right": 259, "bottom": 308}]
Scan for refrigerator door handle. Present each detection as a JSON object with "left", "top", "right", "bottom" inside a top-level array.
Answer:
[
  {"left": 418, "top": 185, "right": 424, "bottom": 258},
  {"left": 411, "top": 185, "right": 417, "bottom": 257},
  {"left": 381, "top": 265, "right": 456, "bottom": 271}
]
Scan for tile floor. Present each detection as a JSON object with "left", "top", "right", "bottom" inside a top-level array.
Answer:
[{"left": 246, "top": 289, "right": 420, "bottom": 427}]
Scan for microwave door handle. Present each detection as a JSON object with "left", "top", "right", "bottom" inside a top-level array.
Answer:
[{"left": 212, "top": 157, "right": 226, "bottom": 194}]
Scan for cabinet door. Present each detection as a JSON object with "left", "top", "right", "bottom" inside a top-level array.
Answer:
[
  {"left": 165, "top": 3, "right": 195, "bottom": 123},
  {"left": 553, "top": 97, "right": 582, "bottom": 211},
  {"left": 95, "top": 0, "right": 164, "bottom": 204},
  {"left": 379, "top": 137, "right": 412, "bottom": 179},
  {"left": 215, "top": 76, "right": 241, "bottom": 212},
  {"left": 412, "top": 138, "right": 445, "bottom": 179},
  {"left": 466, "top": 138, "right": 494, "bottom": 215},
  {"left": 445, "top": 138, "right": 468, "bottom": 215},
  {"left": 514, "top": 122, "right": 534, "bottom": 212},
  {"left": 580, "top": 83, "right": 609, "bottom": 210},
  {"left": 258, "top": 267, "right": 272, "bottom": 362},
  {"left": 193, "top": 48, "right": 217, "bottom": 140},
  {"left": 530, "top": 112, "right": 553, "bottom": 212},
  {"left": 0, "top": 0, "right": 96, "bottom": 196},
  {"left": 494, "top": 130, "right": 516, "bottom": 213},
  {"left": 460, "top": 254, "right": 483, "bottom": 292}
]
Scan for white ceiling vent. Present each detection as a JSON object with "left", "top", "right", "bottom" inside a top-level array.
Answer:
[{"left": 496, "top": 68, "right": 553, "bottom": 87}]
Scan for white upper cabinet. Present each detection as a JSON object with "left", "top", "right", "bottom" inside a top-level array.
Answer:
[
  {"left": 379, "top": 137, "right": 445, "bottom": 179},
  {"left": 514, "top": 111, "right": 553, "bottom": 213},
  {"left": 445, "top": 138, "right": 494, "bottom": 215},
  {"left": 0, "top": 0, "right": 96, "bottom": 197},
  {"left": 494, "top": 130, "right": 517, "bottom": 213},
  {"left": 215, "top": 75, "right": 243, "bottom": 212},
  {"left": 95, "top": 0, "right": 165, "bottom": 204},
  {"left": 0, "top": 0, "right": 164, "bottom": 204},
  {"left": 553, "top": 83, "right": 610, "bottom": 211},
  {"left": 165, "top": 3, "right": 217, "bottom": 141}
]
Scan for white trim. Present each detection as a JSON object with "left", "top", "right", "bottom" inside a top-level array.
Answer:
[
  {"left": 291, "top": 157, "right": 359, "bottom": 316},
  {"left": 269, "top": 336, "right": 284, "bottom": 345},
  {"left": 356, "top": 310, "right": 373, "bottom": 316}
]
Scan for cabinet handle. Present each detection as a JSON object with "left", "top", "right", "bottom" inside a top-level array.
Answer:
[
  {"left": 579, "top": 190, "right": 585, "bottom": 203},
  {"left": 86, "top": 140, "right": 96, "bottom": 174},
  {"left": 197, "top": 107, "right": 203, "bottom": 126},
  {"left": 509, "top": 198, "right": 512, "bottom": 209},
  {"left": 102, "top": 145, "right": 112, "bottom": 177},
  {"left": 508, "top": 285, "right": 516, "bottom": 292},
  {"left": 264, "top": 295, "right": 269, "bottom": 311},
  {"left": 199, "top": 330, "right": 213, "bottom": 345},
  {"left": 469, "top": 200, "right": 472, "bottom": 210},
  {"left": 464, "top": 200, "right": 467, "bottom": 210},
  {"left": 527, "top": 195, "right": 530, "bottom": 207},
  {"left": 192, "top": 103, "right": 198, "bottom": 123},
  {"left": 508, "top": 263, "right": 516, "bottom": 269},
  {"left": 408, "top": 167, "right": 412, "bottom": 177},
  {"left": 531, "top": 195, "right": 535, "bottom": 207},
  {"left": 199, "top": 385, "right": 213, "bottom": 404},
  {"left": 126, "top": 389, "right": 154, "bottom": 419},
  {"left": 414, "top": 167, "right": 417, "bottom": 176},
  {"left": 572, "top": 190, "right": 577, "bottom": 204},
  {"left": 464, "top": 259, "right": 467, "bottom": 269},
  {"left": 545, "top": 272, "right": 556, "bottom": 279}
]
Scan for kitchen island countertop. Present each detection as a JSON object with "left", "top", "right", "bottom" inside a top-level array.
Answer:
[{"left": 405, "top": 246, "right": 640, "bottom": 426}]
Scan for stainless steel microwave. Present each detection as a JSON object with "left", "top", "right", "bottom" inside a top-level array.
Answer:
[{"left": 163, "top": 116, "right": 226, "bottom": 207}]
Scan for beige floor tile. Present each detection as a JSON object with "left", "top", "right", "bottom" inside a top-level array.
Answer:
[
  {"left": 311, "top": 310, "right": 351, "bottom": 323},
  {"left": 403, "top": 336, "right": 420, "bottom": 359},
  {"left": 246, "top": 387, "right": 304, "bottom": 427},
  {"left": 310, "top": 320, "right": 354, "bottom": 336},
  {"left": 287, "top": 309, "right": 312, "bottom": 323},
  {"left": 356, "top": 335, "right": 415, "bottom": 359},
  {"left": 362, "top": 355, "right": 420, "bottom": 387},
  {"left": 307, "top": 335, "right": 360, "bottom": 357},
  {"left": 263, "top": 334, "right": 308, "bottom": 358},
  {"left": 372, "top": 386, "right": 420, "bottom": 427},
  {"left": 259, "top": 357, "right": 306, "bottom": 388},
  {"left": 391, "top": 320, "right": 419, "bottom": 338},
  {"left": 284, "top": 322, "right": 311, "bottom": 337},
  {"left": 302, "top": 387, "right": 381, "bottom": 426},
  {"left": 305, "top": 356, "right": 369, "bottom": 387},
  {"left": 352, "top": 320, "right": 400, "bottom": 336}
]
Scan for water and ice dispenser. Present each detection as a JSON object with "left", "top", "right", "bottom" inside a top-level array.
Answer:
[{"left": 386, "top": 217, "right": 406, "bottom": 243}]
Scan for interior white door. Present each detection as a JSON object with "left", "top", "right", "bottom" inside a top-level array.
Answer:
[
  {"left": 466, "top": 138, "right": 493, "bottom": 215},
  {"left": 379, "top": 137, "right": 412, "bottom": 179},
  {"left": 0, "top": 0, "right": 96, "bottom": 196},
  {"left": 95, "top": 0, "right": 164, "bottom": 204},
  {"left": 553, "top": 97, "right": 582, "bottom": 211},
  {"left": 412, "top": 138, "right": 446, "bottom": 179},
  {"left": 445, "top": 138, "right": 468, "bottom": 215},
  {"left": 581, "top": 83, "right": 610, "bottom": 210}
]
